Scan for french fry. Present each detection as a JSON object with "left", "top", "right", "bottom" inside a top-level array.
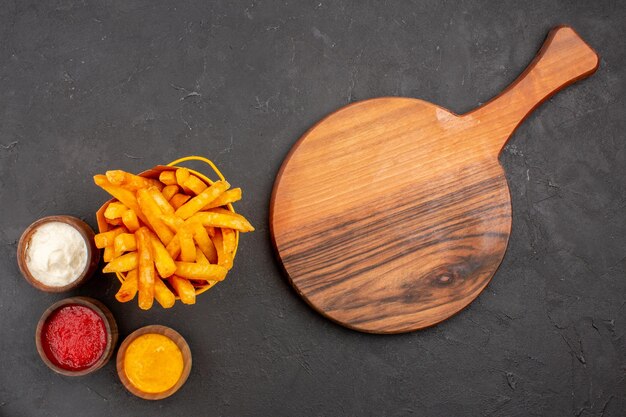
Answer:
[
  {"left": 102, "top": 252, "right": 138, "bottom": 273},
  {"left": 104, "top": 202, "right": 128, "bottom": 219},
  {"left": 94, "top": 175, "right": 149, "bottom": 225},
  {"left": 115, "top": 269, "right": 138, "bottom": 302},
  {"left": 107, "top": 201, "right": 128, "bottom": 210},
  {"left": 191, "top": 223, "right": 218, "bottom": 263},
  {"left": 175, "top": 180, "right": 230, "bottom": 220},
  {"left": 149, "top": 233, "right": 176, "bottom": 278},
  {"left": 103, "top": 245, "right": 115, "bottom": 262},
  {"left": 159, "top": 171, "right": 177, "bottom": 186},
  {"left": 136, "top": 227, "right": 155, "bottom": 310},
  {"left": 160, "top": 214, "right": 185, "bottom": 232},
  {"left": 170, "top": 193, "right": 191, "bottom": 210},
  {"left": 186, "top": 211, "right": 254, "bottom": 232},
  {"left": 122, "top": 209, "right": 140, "bottom": 232},
  {"left": 113, "top": 241, "right": 124, "bottom": 258},
  {"left": 154, "top": 278, "right": 176, "bottom": 308},
  {"left": 208, "top": 207, "right": 239, "bottom": 216},
  {"left": 203, "top": 188, "right": 242, "bottom": 210},
  {"left": 193, "top": 250, "right": 219, "bottom": 290},
  {"left": 105, "top": 170, "right": 128, "bottom": 185},
  {"left": 106, "top": 217, "right": 124, "bottom": 226},
  {"left": 148, "top": 187, "right": 175, "bottom": 214},
  {"left": 175, "top": 168, "right": 193, "bottom": 194},
  {"left": 95, "top": 227, "right": 127, "bottom": 248},
  {"left": 179, "top": 226, "right": 196, "bottom": 262},
  {"left": 162, "top": 184, "right": 179, "bottom": 201},
  {"left": 221, "top": 228, "right": 236, "bottom": 270},
  {"left": 222, "top": 228, "right": 237, "bottom": 253},
  {"left": 112, "top": 245, "right": 124, "bottom": 258},
  {"left": 165, "top": 234, "right": 181, "bottom": 259},
  {"left": 137, "top": 188, "right": 175, "bottom": 245},
  {"left": 168, "top": 275, "right": 196, "bottom": 305},
  {"left": 211, "top": 228, "right": 225, "bottom": 267},
  {"left": 174, "top": 262, "right": 228, "bottom": 281},
  {"left": 195, "top": 246, "right": 209, "bottom": 264},
  {"left": 183, "top": 174, "right": 207, "bottom": 195},
  {"left": 106, "top": 170, "right": 163, "bottom": 190},
  {"left": 96, "top": 165, "right": 251, "bottom": 308},
  {"left": 114, "top": 233, "right": 137, "bottom": 254}
]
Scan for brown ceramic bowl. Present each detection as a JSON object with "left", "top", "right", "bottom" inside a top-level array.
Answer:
[
  {"left": 17, "top": 215, "right": 100, "bottom": 292},
  {"left": 35, "top": 297, "right": 118, "bottom": 377},
  {"left": 117, "top": 325, "right": 192, "bottom": 400}
]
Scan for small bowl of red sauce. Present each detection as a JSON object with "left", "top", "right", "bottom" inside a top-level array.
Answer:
[{"left": 36, "top": 297, "right": 118, "bottom": 376}]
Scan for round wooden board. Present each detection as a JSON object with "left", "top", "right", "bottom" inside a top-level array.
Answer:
[{"left": 270, "top": 26, "right": 599, "bottom": 333}]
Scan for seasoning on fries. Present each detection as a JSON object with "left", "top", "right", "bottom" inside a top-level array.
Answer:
[{"left": 94, "top": 165, "right": 253, "bottom": 309}]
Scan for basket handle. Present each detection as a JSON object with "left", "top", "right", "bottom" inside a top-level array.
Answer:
[
  {"left": 167, "top": 155, "right": 240, "bottom": 259},
  {"left": 167, "top": 156, "right": 227, "bottom": 182}
]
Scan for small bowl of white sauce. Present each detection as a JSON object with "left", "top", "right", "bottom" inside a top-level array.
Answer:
[{"left": 17, "top": 216, "right": 100, "bottom": 292}]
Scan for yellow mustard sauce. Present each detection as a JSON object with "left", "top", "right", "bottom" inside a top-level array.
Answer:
[{"left": 124, "top": 333, "right": 184, "bottom": 394}]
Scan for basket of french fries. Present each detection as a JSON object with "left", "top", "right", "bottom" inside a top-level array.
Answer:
[{"left": 93, "top": 156, "right": 254, "bottom": 310}]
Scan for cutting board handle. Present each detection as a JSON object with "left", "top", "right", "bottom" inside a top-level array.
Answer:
[{"left": 467, "top": 26, "right": 599, "bottom": 154}]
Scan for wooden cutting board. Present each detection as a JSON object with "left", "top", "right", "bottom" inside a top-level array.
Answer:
[{"left": 270, "top": 26, "right": 599, "bottom": 334}]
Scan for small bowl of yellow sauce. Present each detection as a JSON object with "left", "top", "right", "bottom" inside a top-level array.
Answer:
[{"left": 117, "top": 325, "right": 191, "bottom": 400}]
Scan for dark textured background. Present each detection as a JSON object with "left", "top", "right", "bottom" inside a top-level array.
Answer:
[{"left": 0, "top": 1, "right": 624, "bottom": 416}]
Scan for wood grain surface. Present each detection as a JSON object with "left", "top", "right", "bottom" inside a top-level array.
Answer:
[{"left": 270, "top": 26, "right": 599, "bottom": 333}]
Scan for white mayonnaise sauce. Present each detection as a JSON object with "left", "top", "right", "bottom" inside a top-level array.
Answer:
[{"left": 25, "top": 222, "right": 88, "bottom": 286}]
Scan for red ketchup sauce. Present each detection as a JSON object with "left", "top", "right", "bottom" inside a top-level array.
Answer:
[{"left": 41, "top": 304, "right": 107, "bottom": 371}]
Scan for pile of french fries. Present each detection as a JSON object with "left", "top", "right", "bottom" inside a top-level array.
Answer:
[{"left": 93, "top": 168, "right": 254, "bottom": 310}]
